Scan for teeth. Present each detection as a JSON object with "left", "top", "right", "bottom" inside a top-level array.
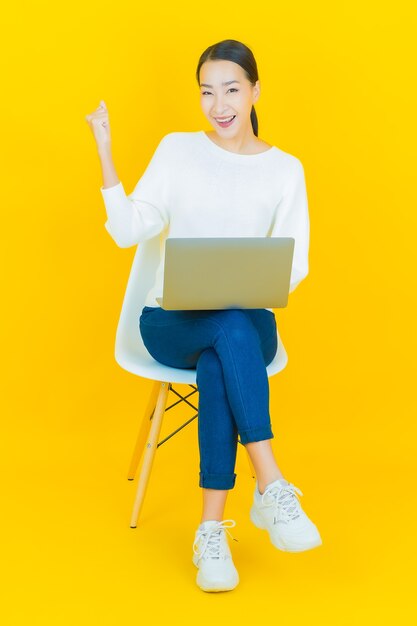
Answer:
[{"left": 217, "top": 116, "right": 234, "bottom": 123}]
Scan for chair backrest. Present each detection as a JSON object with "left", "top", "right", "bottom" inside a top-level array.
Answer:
[{"left": 115, "top": 234, "right": 162, "bottom": 363}]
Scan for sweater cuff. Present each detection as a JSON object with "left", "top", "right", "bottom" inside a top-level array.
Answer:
[{"left": 100, "top": 181, "right": 126, "bottom": 207}]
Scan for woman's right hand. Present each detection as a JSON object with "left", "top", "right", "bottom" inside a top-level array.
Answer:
[{"left": 85, "top": 100, "right": 111, "bottom": 152}]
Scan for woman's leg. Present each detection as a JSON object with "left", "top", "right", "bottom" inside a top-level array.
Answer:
[
  {"left": 196, "top": 348, "right": 238, "bottom": 522},
  {"left": 139, "top": 306, "right": 282, "bottom": 516},
  {"left": 244, "top": 440, "right": 285, "bottom": 493},
  {"left": 200, "top": 489, "right": 229, "bottom": 523},
  {"left": 235, "top": 309, "right": 287, "bottom": 494}
]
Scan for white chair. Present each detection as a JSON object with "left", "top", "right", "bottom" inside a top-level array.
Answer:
[{"left": 113, "top": 234, "right": 289, "bottom": 528}]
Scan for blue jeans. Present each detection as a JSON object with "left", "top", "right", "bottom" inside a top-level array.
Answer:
[{"left": 139, "top": 306, "right": 278, "bottom": 490}]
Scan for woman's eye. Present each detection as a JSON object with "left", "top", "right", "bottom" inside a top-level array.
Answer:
[{"left": 201, "top": 88, "right": 239, "bottom": 95}]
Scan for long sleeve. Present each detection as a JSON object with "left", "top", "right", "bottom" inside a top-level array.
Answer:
[
  {"left": 100, "top": 134, "right": 171, "bottom": 248},
  {"left": 270, "top": 158, "right": 310, "bottom": 293}
]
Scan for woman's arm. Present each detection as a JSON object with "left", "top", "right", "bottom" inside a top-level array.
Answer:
[
  {"left": 98, "top": 144, "right": 120, "bottom": 189},
  {"left": 100, "top": 135, "right": 171, "bottom": 248},
  {"left": 86, "top": 100, "right": 168, "bottom": 247},
  {"left": 86, "top": 100, "right": 119, "bottom": 189},
  {"left": 271, "top": 158, "right": 310, "bottom": 293}
]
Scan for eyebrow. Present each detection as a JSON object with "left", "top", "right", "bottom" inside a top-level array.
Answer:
[{"left": 200, "top": 80, "right": 240, "bottom": 88}]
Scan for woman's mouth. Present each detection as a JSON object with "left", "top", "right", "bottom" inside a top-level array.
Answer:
[{"left": 215, "top": 115, "right": 236, "bottom": 128}]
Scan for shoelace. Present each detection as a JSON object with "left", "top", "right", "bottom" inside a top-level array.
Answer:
[
  {"left": 193, "top": 519, "right": 238, "bottom": 560},
  {"left": 261, "top": 482, "right": 304, "bottom": 524}
]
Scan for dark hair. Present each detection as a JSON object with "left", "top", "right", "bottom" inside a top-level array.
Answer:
[{"left": 196, "top": 39, "right": 259, "bottom": 137}]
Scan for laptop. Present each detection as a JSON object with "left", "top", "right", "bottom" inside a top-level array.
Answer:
[{"left": 155, "top": 237, "right": 295, "bottom": 310}]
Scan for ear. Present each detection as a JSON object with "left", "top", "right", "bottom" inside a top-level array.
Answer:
[{"left": 253, "top": 80, "right": 261, "bottom": 105}]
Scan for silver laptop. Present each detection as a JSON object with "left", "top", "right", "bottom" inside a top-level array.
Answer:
[{"left": 155, "top": 237, "right": 295, "bottom": 310}]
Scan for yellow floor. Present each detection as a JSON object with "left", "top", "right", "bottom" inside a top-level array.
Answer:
[{"left": 2, "top": 379, "right": 415, "bottom": 625}]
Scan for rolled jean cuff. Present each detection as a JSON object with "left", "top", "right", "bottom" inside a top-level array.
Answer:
[
  {"left": 239, "top": 424, "right": 274, "bottom": 445},
  {"left": 199, "top": 472, "right": 237, "bottom": 490}
]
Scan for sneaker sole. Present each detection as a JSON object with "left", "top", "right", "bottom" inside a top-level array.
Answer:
[
  {"left": 250, "top": 505, "right": 323, "bottom": 552},
  {"left": 197, "top": 580, "right": 239, "bottom": 592},
  {"left": 197, "top": 583, "right": 237, "bottom": 593}
]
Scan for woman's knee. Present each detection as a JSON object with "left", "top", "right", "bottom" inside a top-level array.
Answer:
[{"left": 215, "top": 309, "right": 256, "bottom": 345}]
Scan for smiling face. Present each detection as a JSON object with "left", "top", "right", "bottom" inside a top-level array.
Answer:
[{"left": 199, "top": 59, "right": 260, "bottom": 139}]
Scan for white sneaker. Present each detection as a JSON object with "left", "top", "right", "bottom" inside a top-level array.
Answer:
[
  {"left": 250, "top": 478, "right": 323, "bottom": 552},
  {"left": 192, "top": 519, "right": 240, "bottom": 592}
]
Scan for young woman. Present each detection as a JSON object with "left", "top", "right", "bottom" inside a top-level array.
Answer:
[{"left": 86, "top": 38, "right": 322, "bottom": 594}]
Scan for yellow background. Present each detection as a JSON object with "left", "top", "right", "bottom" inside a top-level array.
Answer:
[{"left": 1, "top": 0, "right": 416, "bottom": 623}]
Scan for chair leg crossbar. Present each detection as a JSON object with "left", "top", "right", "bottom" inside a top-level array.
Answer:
[{"left": 127, "top": 380, "right": 256, "bottom": 528}]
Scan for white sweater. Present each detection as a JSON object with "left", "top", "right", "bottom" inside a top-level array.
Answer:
[{"left": 100, "top": 130, "right": 310, "bottom": 311}]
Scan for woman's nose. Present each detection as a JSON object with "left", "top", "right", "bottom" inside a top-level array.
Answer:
[{"left": 212, "top": 97, "right": 227, "bottom": 114}]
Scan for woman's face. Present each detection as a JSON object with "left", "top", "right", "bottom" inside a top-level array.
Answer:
[{"left": 199, "top": 59, "right": 260, "bottom": 137}]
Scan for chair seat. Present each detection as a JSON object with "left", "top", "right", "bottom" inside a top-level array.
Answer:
[{"left": 115, "top": 326, "right": 288, "bottom": 384}]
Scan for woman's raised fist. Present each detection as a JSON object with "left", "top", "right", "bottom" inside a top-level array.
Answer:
[{"left": 85, "top": 100, "right": 111, "bottom": 151}]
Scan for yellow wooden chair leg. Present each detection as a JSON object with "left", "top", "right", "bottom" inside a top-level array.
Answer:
[
  {"left": 127, "top": 380, "right": 161, "bottom": 481},
  {"left": 130, "top": 381, "right": 170, "bottom": 528}
]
